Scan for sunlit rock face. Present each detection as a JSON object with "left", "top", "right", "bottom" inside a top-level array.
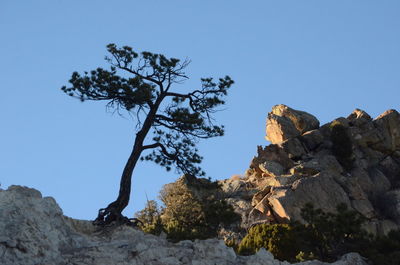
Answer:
[
  {"left": 218, "top": 106, "right": 400, "bottom": 238},
  {"left": 0, "top": 185, "right": 367, "bottom": 265},
  {"left": 265, "top": 104, "right": 320, "bottom": 144}
]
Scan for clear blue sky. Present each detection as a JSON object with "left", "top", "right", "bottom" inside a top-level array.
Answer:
[{"left": 1, "top": 1, "right": 399, "bottom": 220}]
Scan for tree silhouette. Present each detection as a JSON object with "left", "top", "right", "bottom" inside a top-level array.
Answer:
[{"left": 61, "top": 44, "right": 233, "bottom": 225}]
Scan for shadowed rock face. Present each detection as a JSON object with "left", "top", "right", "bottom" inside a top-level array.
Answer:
[
  {"left": 0, "top": 185, "right": 366, "bottom": 265},
  {"left": 217, "top": 106, "right": 400, "bottom": 239}
]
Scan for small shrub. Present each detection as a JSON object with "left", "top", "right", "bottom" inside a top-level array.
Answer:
[
  {"left": 359, "top": 230, "right": 400, "bottom": 265},
  {"left": 299, "top": 203, "right": 367, "bottom": 261},
  {"left": 237, "top": 203, "right": 368, "bottom": 262},
  {"left": 330, "top": 121, "right": 354, "bottom": 171},
  {"left": 225, "top": 238, "right": 238, "bottom": 252},
  {"left": 159, "top": 180, "right": 205, "bottom": 241},
  {"left": 134, "top": 200, "right": 163, "bottom": 235},
  {"left": 237, "top": 202, "right": 400, "bottom": 264},
  {"left": 238, "top": 223, "right": 301, "bottom": 261}
]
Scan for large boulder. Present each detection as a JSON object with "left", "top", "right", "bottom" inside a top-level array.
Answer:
[
  {"left": 355, "top": 109, "right": 400, "bottom": 153},
  {"left": 347, "top": 108, "right": 372, "bottom": 127},
  {"left": 266, "top": 104, "right": 320, "bottom": 144},
  {"left": 267, "top": 172, "right": 351, "bottom": 222}
]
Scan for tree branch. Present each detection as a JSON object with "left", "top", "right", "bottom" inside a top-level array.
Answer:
[{"left": 142, "top": 142, "right": 176, "bottom": 159}]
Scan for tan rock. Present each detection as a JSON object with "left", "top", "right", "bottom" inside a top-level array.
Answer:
[
  {"left": 259, "top": 177, "right": 281, "bottom": 187},
  {"left": 279, "top": 137, "right": 306, "bottom": 159},
  {"left": 267, "top": 188, "right": 293, "bottom": 222},
  {"left": 347, "top": 109, "right": 372, "bottom": 127},
  {"left": 259, "top": 174, "right": 301, "bottom": 188},
  {"left": 290, "top": 154, "right": 343, "bottom": 176},
  {"left": 251, "top": 186, "right": 271, "bottom": 207},
  {"left": 266, "top": 113, "right": 299, "bottom": 144},
  {"left": 271, "top": 104, "right": 320, "bottom": 133},
  {"left": 259, "top": 161, "right": 284, "bottom": 177},
  {"left": 253, "top": 195, "right": 272, "bottom": 215},
  {"left": 266, "top": 104, "right": 320, "bottom": 144},
  {"left": 268, "top": 172, "right": 351, "bottom": 222},
  {"left": 367, "top": 109, "right": 400, "bottom": 152},
  {"left": 251, "top": 145, "right": 294, "bottom": 171}
]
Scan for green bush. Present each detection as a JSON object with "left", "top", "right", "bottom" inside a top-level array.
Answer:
[
  {"left": 237, "top": 203, "right": 397, "bottom": 263},
  {"left": 298, "top": 203, "right": 367, "bottom": 261},
  {"left": 160, "top": 181, "right": 209, "bottom": 241},
  {"left": 134, "top": 200, "right": 163, "bottom": 235},
  {"left": 238, "top": 223, "right": 301, "bottom": 261},
  {"left": 135, "top": 176, "right": 239, "bottom": 242},
  {"left": 359, "top": 230, "right": 400, "bottom": 265},
  {"left": 160, "top": 177, "right": 239, "bottom": 242},
  {"left": 330, "top": 121, "right": 354, "bottom": 171}
]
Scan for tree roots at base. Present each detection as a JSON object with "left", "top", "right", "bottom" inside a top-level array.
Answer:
[{"left": 93, "top": 206, "right": 143, "bottom": 228}]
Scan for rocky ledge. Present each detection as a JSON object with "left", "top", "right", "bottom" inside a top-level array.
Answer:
[{"left": 0, "top": 185, "right": 366, "bottom": 265}]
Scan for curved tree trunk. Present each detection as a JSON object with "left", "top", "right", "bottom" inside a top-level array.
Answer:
[
  {"left": 93, "top": 137, "right": 144, "bottom": 225},
  {"left": 94, "top": 97, "right": 164, "bottom": 226}
]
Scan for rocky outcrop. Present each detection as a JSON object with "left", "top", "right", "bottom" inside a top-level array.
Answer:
[
  {"left": 266, "top": 104, "right": 320, "bottom": 144},
  {"left": 0, "top": 185, "right": 367, "bottom": 265},
  {"left": 219, "top": 106, "right": 400, "bottom": 237}
]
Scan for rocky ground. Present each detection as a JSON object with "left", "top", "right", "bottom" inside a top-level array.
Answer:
[{"left": 0, "top": 185, "right": 367, "bottom": 265}]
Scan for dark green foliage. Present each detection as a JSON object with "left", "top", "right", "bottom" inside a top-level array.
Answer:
[
  {"left": 330, "top": 121, "right": 354, "bottom": 171},
  {"left": 159, "top": 178, "right": 239, "bottom": 242},
  {"left": 237, "top": 203, "right": 400, "bottom": 264},
  {"left": 238, "top": 224, "right": 301, "bottom": 260},
  {"left": 363, "top": 230, "right": 400, "bottom": 265},
  {"left": 225, "top": 239, "right": 239, "bottom": 252},
  {"left": 203, "top": 199, "right": 240, "bottom": 229},
  {"left": 238, "top": 203, "right": 366, "bottom": 262},
  {"left": 160, "top": 180, "right": 207, "bottom": 241},
  {"left": 298, "top": 203, "right": 366, "bottom": 261},
  {"left": 135, "top": 177, "right": 239, "bottom": 242}
]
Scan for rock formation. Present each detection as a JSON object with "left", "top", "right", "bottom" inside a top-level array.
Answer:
[
  {"left": 219, "top": 105, "right": 400, "bottom": 236},
  {"left": 266, "top": 104, "right": 320, "bottom": 144},
  {"left": 0, "top": 185, "right": 367, "bottom": 265}
]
